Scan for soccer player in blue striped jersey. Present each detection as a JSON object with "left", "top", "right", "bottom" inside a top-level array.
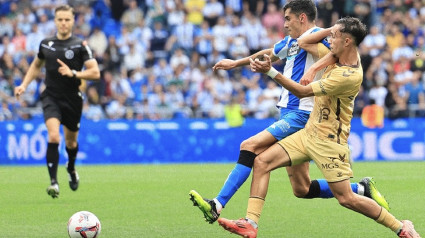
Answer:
[{"left": 189, "top": 0, "right": 389, "bottom": 224}]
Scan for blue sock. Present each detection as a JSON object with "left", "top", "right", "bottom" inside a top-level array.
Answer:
[
  {"left": 351, "top": 182, "right": 358, "bottom": 193},
  {"left": 317, "top": 179, "right": 334, "bottom": 198},
  {"left": 216, "top": 163, "right": 252, "bottom": 207},
  {"left": 317, "top": 179, "right": 358, "bottom": 198}
]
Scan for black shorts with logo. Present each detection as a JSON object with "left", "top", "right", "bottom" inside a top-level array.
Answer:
[{"left": 41, "top": 88, "right": 83, "bottom": 132}]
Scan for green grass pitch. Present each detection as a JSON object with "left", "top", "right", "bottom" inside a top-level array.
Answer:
[{"left": 0, "top": 161, "right": 424, "bottom": 237}]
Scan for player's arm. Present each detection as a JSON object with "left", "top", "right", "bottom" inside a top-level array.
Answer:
[
  {"left": 297, "top": 27, "right": 333, "bottom": 58},
  {"left": 57, "top": 58, "right": 100, "bottom": 80},
  {"left": 212, "top": 48, "right": 278, "bottom": 71},
  {"left": 249, "top": 54, "right": 313, "bottom": 98},
  {"left": 300, "top": 52, "right": 337, "bottom": 85},
  {"left": 14, "top": 57, "right": 44, "bottom": 99}
]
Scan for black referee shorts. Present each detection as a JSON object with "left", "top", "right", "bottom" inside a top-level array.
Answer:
[{"left": 40, "top": 89, "right": 83, "bottom": 132}]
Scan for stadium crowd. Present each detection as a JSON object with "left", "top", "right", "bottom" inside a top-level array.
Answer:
[{"left": 0, "top": 0, "right": 424, "bottom": 121}]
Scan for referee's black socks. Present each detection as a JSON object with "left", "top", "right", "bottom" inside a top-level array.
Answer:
[
  {"left": 46, "top": 143, "right": 59, "bottom": 185},
  {"left": 66, "top": 144, "right": 78, "bottom": 172}
]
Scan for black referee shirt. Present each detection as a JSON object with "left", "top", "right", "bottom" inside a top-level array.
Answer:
[{"left": 38, "top": 35, "right": 94, "bottom": 94}]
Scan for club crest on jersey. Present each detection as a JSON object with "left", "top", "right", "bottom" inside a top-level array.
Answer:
[
  {"left": 65, "top": 50, "right": 74, "bottom": 59},
  {"left": 287, "top": 42, "right": 300, "bottom": 58}
]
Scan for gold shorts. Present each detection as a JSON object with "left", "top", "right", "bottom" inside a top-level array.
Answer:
[{"left": 278, "top": 128, "right": 353, "bottom": 182}]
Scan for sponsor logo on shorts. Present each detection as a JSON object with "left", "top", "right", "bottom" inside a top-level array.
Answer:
[{"left": 321, "top": 154, "right": 346, "bottom": 170}]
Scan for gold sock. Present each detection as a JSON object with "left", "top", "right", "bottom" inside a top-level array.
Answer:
[
  {"left": 375, "top": 208, "right": 403, "bottom": 233},
  {"left": 246, "top": 197, "right": 265, "bottom": 225}
]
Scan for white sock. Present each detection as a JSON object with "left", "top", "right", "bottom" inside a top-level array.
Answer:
[
  {"left": 246, "top": 218, "right": 258, "bottom": 229},
  {"left": 357, "top": 183, "right": 365, "bottom": 195},
  {"left": 213, "top": 198, "right": 223, "bottom": 213}
]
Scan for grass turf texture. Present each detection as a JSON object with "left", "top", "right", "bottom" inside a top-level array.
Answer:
[{"left": 0, "top": 162, "right": 424, "bottom": 238}]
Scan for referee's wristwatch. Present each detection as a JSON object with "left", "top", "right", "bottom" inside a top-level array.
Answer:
[{"left": 71, "top": 69, "right": 77, "bottom": 79}]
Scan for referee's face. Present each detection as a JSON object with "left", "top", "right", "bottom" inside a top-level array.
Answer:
[{"left": 54, "top": 10, "right": 74, "bottom": 39}]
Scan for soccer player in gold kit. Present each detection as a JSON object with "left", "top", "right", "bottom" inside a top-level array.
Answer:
[{"left": 217, "top": 17, "right": 421, "bottom": 238}]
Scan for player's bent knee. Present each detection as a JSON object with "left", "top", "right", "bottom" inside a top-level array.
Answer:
[
  {"left": 292, "top": 188, "right": 309, "bottom": 198},
  {"left": 253, "top": 156, "right": 269, "bottom": 173},
  {"left": 240, "top": 138, "right": 257, "bottom": 151}
]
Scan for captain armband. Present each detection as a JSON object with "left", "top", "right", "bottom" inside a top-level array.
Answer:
[{"left": 266, "top": 67, "right": 279, "bottom": 79}]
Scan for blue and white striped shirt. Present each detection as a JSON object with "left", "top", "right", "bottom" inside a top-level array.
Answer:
[{"left": 273, "top": 27, "right": 330, "bottom": 111}]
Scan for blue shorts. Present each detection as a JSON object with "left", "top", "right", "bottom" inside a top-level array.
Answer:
[{"left": 266, "top": 108, "right": 310, "bottom": 141}]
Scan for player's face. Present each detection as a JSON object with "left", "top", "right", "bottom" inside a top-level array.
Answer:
[
  {"left": 54, "top": 10, "right": 74, "bottom": 38},
  {"left": 329, "top": 24, "right": 344, "bottom": 57},
  {"left": 284, "top": 9, "right": 303, "bottom": 38}
]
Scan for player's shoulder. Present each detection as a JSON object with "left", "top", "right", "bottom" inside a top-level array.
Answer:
[
  {"left": 69, "top": 35, "right": 85, "bottom": 45},
  {"left": 273, "top": 36, "right": 291, "bottom": 53},
  {"left": 332, "top": 64, "right": 363, "bottom": 82}
]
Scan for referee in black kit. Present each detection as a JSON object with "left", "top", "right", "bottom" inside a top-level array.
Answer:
[{"left": 15, "top": 5, "right": 100, "bottom": 198}]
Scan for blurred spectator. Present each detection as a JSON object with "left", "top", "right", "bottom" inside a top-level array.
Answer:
[
  {"left": 385, "top": 83, "right": 409, "bottom": 119},
  {"left": 16, "top": 7, "right": 36, "bottom": 34},
  {"left": 243, "top": 11, "right": 268, "bottom": 55},
  {"left": 166, "top": 1, "right": 185, "bottom": 31},
  {"left": 170, "top": 14, "right": 196, "bottom": 54},
  {"left": 368, "top": 80, "right": 388, "bottom": 107},
  {"left": 195, "top": 20, "right": 214, "bottom": 59},
  {"left": 25, "top": 24, "right": 45, "bottom": 57},
  {"left": 185, "top": 0, "right": 206, "bottom": 25},
  {"left": 150, "top": 21, "right": 169, "bottom": 60},
  {"left": 361, "top": 25, "right": 386, "bottom": 57},
  {"left": 203, "top": 0, "right": 224, "bottom": 27},
  {"left": 121, "top": 0, "right": 144, "bottom": 31},
  {"left": 83, "top": 86, "right": 105, "bottom": 120},
  {"left": 37, "top": 13, "right": 56, "bottom": 36},
  {"left": 1, "top": 0, "right": 425, "bottom": 121},
  {"left": 0, "top": 100, "right": 13, "bottom": 121},
  {"left": 0, "top": 15, "right": 14, "bottom": 37},
  {"left": 103, "top": 35, "right": 122, "bottom": 73},
  {"left": 261, "top": 3, "right": 284, "bottom": 32},
  {"left": 145, "top": 0, "right": 166, "bottom": 26},
  {"left": 212, "top": 16, "right": 232, "bottom": 57},
  {"left": 361, "top": 99, "right": 384, "bottom": 129},
  {"left": 88, "top": 27, "right": 108, "bottom": 57},
  {"left": 169, "top": 48, "right": 190, "bottom": 70},
  {"left": 123, "top": 42, "right": 145, "bottom": 72},
  {"left": 224, "top": 95, "right": 245, "bottom": 127},
  {"left": 404, "top": 71, "right": 425, "bottom": 116}
]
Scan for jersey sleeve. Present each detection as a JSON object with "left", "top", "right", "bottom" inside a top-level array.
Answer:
[
  {"left": 317, "top": 43, "right": 330, "bottom": 59},
  {"left": 37, "top": 42, "right": 45, "bottom": 60},
  {"left": 81, "top": 40, "right": 94, "bottom": 62},
  {"left": 311, "top": 67, "right": 358, "bottom": 97},
  {"left": 273, "top": 36, "right": 290, "bottom": 59}
]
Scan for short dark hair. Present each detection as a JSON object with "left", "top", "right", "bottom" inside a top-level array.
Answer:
[
  {"left": 336, "top": 17, "right": 368, "bottom": 46},
  {"left": 55, "top": 5, "right": 75, "bottom": 16},
  {"left": 283, "top": 0, "right": 317, "bottom": 22}
]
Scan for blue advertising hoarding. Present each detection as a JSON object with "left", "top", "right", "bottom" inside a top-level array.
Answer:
[{"left": 1, "top": 118, "right": 424, "bottom": 165}]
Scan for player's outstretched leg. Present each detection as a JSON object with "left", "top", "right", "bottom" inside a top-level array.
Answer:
[
  {"left": 189, "top": 190, "right": 220, "bottom": 224},
  {"left": 46, "top": 183, "right": 59, "bottom": 198},
  {"left": 218, "top": 217, "right": 258, "bottom": 238},
  {"left": 359, "top": 177, "right": 390, "bottom": 211},
  {"left": 314, "top": 177, "right": 390, "bottom": 211},
  {"left": 66, "top": 162, "right": 79, "bottom": 191},
  {"left": 398, "top": 220, "right": 421, "bottom": 238}
]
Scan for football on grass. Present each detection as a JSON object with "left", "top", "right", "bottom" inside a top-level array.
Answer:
[{"left": 68, "top": 211, "right": 101, "bottom": 238}]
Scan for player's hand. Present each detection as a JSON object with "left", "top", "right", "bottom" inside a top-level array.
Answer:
[
  {"left": 212, "top": 59, "right": 237, "bottom": 71},
  {"left": 249, "top": 54, "right": 271, "bottom": 73},
  {"left": 14, "top": 85, "right": 26, "bottom": 100},
  {"left": 57, "top": 59, "right": 73, "bottom": 77},
  {"left": 300, "top": 69, "right": 316, "bottom": 85}
]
